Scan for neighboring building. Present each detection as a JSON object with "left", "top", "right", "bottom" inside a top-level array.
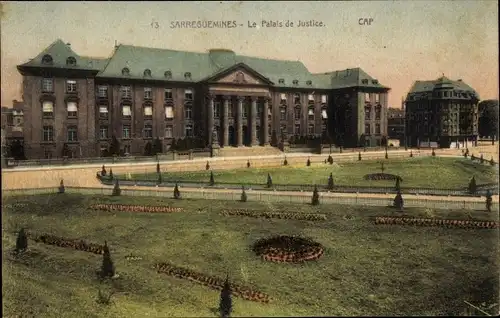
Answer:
[
  {"left": 405, "top": 76, "right": 479, "bottom": 148},
  {"left": 387, "top": 106, "right": 405, "bottom": 145},
  {"left": 17, "top": 39, "right": 390, "bottom": 159},
  {"left": 1, "top": 102, "right": 24, "bottom": 142}
]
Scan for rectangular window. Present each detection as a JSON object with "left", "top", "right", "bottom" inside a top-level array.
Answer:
[
  {"left": 308, "top": 108, "right": 314, "bottom": 120},
  {"left": 66, "top": 80, "right": 77, "bottom": 93},
  {"left": 99, "top": 126, "right": 108, "bottom": 140},
  {"left": 42, "top": 101, "right": 54, "bottom": 117},
  {"left": 365, "top": 108, "right": 371, "bottom": 120},
  {"left": 44, "top": 149, "right": 52, "bottom": 159},
  {"left": 121, "top": 86, "right": 131, "bottom": 98},
  {"left": 308, "top": 124, "right": 314, "bottom": 135},
  {"left": 280, "top": 107, "right": 286, "bottom": 120},
  {"left": 122, "top": 125, "right": 131, "bottom": 139},
  {"left": 124, "top": 145, "right": 131, "bottom": 155},
  {"left": 67, "top": 126, "right": 78, "bottom": 142},
  {"left": 268, "top": 106, "right": 272, "bottom": 119},
  {"left": 164, "top": 88, "right": 173, "bottom": 99},
  {"left": 308, "top": 94, "right": 315, "bottom": 101},
  {"left": 375, "top": 107, "right": 381, "bottom": 120},
  {"left": 185, "top": 89, "right": 193, "bottom": 100},
  {"left": 242, "top": 104, "right": 248, "bottom": 119},
  {"left": 165, "top": 106, "right": 174, "bottom": 119},
  {"left": 98, "top": 86, "right": 108, "bottom": 98},
  {"left": 365, "top": 93, "right": 370, "bottom": 102},
  {"left": 375, "top": 124, "right": 381, "bottom": 135},
  {"left": 144, "top": 105, "right": 153, "bottom": 119},
  {"left": 165, "top": 126, "right": 173, "bottom": 138},
  {"left": 99, "top": 105, "right": 108, "bottom": 119},
  {"left": 321, "top": 95, "right": 327, "bottom": 103},
  {"left": 365, "top": 124, "right": 371, "bottom": 135},
  {"left": 144, "top": 87, "right": 152, "bottom": 100},
  {"left": 280, "top": 124, "right": 287, "bottom": 134},
  {"left": 185, "top": 124, "right": 193, "bottom": 137},
  {"left": 321, "top": 122, "right": 327, "bottom": 132},
  {"left": 143, "top": 124, "right": 153, "bottom": 138},
  {"left": 294, "top": 94, "right": 301, "bottom": 104},
  {"left": 42, "top": 78, "right": 53, "bottom": 92},
  {"left": 43, "top": 126, "right": 54, "bottom": 142},
  {"left": 122, "top": 105, "right": 132, "bottom": 119},
  {"left": 375, "top": 94, "right": 380, "bottom": 103},
  {"left": 294, "top": 124, "right": 301, "bottom": 135},
  {"left": 228, "top": 101, "right": 234, "bottom": 118},
  {"left": 214, "top": 101, "right": 221, "bottom": 119},
  {"left": 294, "top": 108, "right": 301, "bottom": 120},
  {"left": 321, "top": 109, "right": 328, "bottom": 119},
  {"left": 280, "top": 93, "right": 287, "bottom": 101},
  {"left": 67, "top": 102, "right": 78, "bottom": 118},
  {"left": 185, "top": 106, "right": 192, "bottom": 119}
]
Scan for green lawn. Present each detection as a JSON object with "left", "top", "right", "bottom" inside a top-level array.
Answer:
[
  {"left": 2, "top": 193, "right": 498, "bottom": 317},
  {"left": 128, "top": 157, "right": 497, "bottom": 189}
]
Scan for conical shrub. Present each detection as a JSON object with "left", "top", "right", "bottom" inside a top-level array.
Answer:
[
  {"left": 100, "top": 241, "right": 115, "bottom": 279},
  {"left": 393, "top": 191, "right": 404, "bottom": 210},
  {"left": 327, "top": 173, "right": 334, "bottom": 190},
  {"left": 240, "top": 186, "right": 247, "bottom": 202},
  {"left": 173, "top": 183, "right": 181, "bottom": 199},
  {"left": 358, "top": 152, "right": 362, "bottom": 161},
  {"left": 206, "top": 161, "right": 210, "bottom": 170},
  {"left": 219, "top": 276, "right": 232, "bottom": 318},
  {"left": 266, "top": 173, "right": 273, "bottom": 188},
  {"left": 306, "top": 157, "right": 311, "bottom": 166},
  {"left": 15, "top": 228, "right": 28, "bottom": 253},
  {"left": 468, "top": 176, "right": 477, "bottom": 195},
  {"left": 486, "top": 190, "right": 492, "bottom": 212},
  {"left": 58, "top": 179, "right": 65, "bottom": 194},
  {"left": 311, "top": 185, "right": 320, "bottom": 205},
  {"left": 209, "top": 171, "right": 215, "bottom": 186},
  {"left": 112, "top": 179, "right": 121, "bottom": 196}
]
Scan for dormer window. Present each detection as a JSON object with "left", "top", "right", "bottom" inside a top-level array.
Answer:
[
  {"left": 122, "top": 67, "right": 130, "bottom": 76},
  {"left": 362, "top": 79, "right": 369, "bottom": 84},
  {"left": 372, "top": 80, "right": 379, "bottom": 84},
  {"left": 164, "top": 71, "right": 172, "bottom": 79},
  {"left": 292, "top": 80, "right": 298, "bottom": 85},
  {"left": 278, "top": 78, "right": 285, "bottom": 84},
  {"left": 42, "top": 54, "right": 53, "bottom": 65},
  {"left": 184, "top": 72, "right": 192, "bottom": 79},
  {"left": 66, "top": 57, "right": 76, "bottom": 66},
  {"left": 144, "top": 69, "right": 152, "bottom": 77},
  {"left": 306, "top": 80, "right": 312, "bottom": 85}
]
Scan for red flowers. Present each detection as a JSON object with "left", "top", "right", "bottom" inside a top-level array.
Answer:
[
  {"left": 374, "top": 217, "right": 499, "bottom": 229},
  {"left": 26, "top": 232, "right": 105, "bottom": 255}
]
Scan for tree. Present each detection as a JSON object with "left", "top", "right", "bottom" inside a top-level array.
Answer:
[
  {"left": 109, "top": 136, "right": 120, "bottom": 156},
  {"left": 100, "top": 241, "right": 115, "bottom": 279},
  {"left": 468, "top": 176, "right": 477, "bottom": 195},
  {"left": 478, "top": 99, "right": 499, "bottom": 139},
  {"left": 209, "top": 171, "right": 215, "bottom": 186},
  {"left": 240, "top": 186, "right": 247, "bottom": 202},
  {"left": 219, "top": 276, "right": 233, "bottom": 318},
  {"left": 173, "top": 183, "right": 181, "bottom": 199},
  {"left": 485, "top": 190, "right": 492, "bottom": 212},
  {"left": 328, "top": 155, "right": 333, "bottom": 165},
  {"left": 156, "top": 162, "right": 160, "bottom": 174},
  {"left": 112, "top": 179, "right": 121, "bottom": 196},
  {"left": 393, "top": 191, "right": 404, "bottom": 210},
  {"left": 395, "top": 177, "right": 401, "bottom": 192},
  {"left": 58, "top": 179, "right": 65, "bottom": 194},
  {"left": 266, "top": 173, "right": 273, "bottom": 188},
  {"left": 306, "top": 157, "right": 311, "bottom": 166},
  {"left": 283, "top": 157, "right": 288, "bottom": 166},
  {"left": 206, "top": 161, "right": 210, "bottom": 170},
  {"left": 311, "top": 185, "right": 320, "bottom": 205},
  {"left": 247, "top": 160, "right": 251, "bottom": 168},
  {"left": 101, "top": 165, "right": 107, "bottom": 176},
  {"left": 327, "top": 173, "right": 334, "bottom": 190},
  {"left": 358, "top": 152, "right": 361, "bottom": 161},
  {"left": 153, "top": 137, "right": 163, "bottom": 155},
  {"left": 15, "top": 228, "right": 28, "bottom": 253},
  {"left": 431, "top": 148, "right": 436, "bottom": 157},
  {"left": 144, "top": 141, "right": 153, "bottom": 156}
]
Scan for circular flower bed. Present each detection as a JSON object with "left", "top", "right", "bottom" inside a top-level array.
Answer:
[
  {"left": 252, "top": 235, "right": 324, "bottom": 263},
  {"left": 363, "top": 173, "right": 402, "bottom": 181}
]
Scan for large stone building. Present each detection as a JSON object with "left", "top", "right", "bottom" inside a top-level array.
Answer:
[
  {"left": 387, "top": 106, "right": 405, "bottom": 145},
  {"left": 17, "top": 39, "right": 390, "bottom": 159},
  {"left": 405, "top": 76, "right": 479, "bottom": 148}
]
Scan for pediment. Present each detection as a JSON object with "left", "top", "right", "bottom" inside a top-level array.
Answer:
[{"left": 216, "top": 69, "right": 262, "bottom": 85}]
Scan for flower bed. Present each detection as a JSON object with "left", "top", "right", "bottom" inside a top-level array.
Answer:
[
  {"left": 90, "top": 204, "right": 183, "bottom": 213},
  {"left": 363, "top": 173, "right": 402, "bottom": 181},
  {"left": 374, "top": 216, "right": 500, "bottom": 229},
  {"left": 26, "top": 232, "right": 106, "bottom": 255},
  {"left": 220, "top": 209, "right": 327, "bottom": 221},
  {"left": 252, "top": 235, "right": 325, "bottom": 263},
  {"left": 154, "top": 262, "right": 271, "bottom": 303}
]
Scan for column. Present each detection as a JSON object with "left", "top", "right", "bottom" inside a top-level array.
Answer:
[
  {"left": 222, "top": 96, "right": 229, "bottom": 147},
  {"left": 236, "top": 96, "right": 244, "bottom": 147},
  {"left": 250, "top": 97, "right": 258, "bottom": 146},
  {"left": 263, "top": 97, "right": 270, "bottom": 146},
  {"left": 207, "top": 94, "right": 215, "bottom": 145}
]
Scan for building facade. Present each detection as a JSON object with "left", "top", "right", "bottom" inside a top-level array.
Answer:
[
  {"left": 17, "top": 39, "right": 390, "bottom": 159},
  {"left": 405, "top": 76, "right": 479, "bottom": 148},
  {"left": 387, "top": 106, "right": 405, "bottom": 145}
]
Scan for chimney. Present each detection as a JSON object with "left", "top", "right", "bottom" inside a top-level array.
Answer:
[{"left": 66, "top": 43, "right": 71, "bottom": 47}]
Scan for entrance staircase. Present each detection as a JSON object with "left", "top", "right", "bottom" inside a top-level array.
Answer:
[{"left": 218, "top": 146, "right": 283, "bottom": 157}]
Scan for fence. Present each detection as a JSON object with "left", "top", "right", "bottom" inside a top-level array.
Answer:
[
  {"left": 3, "top": 187, "right": 498, "bottom": 211},
  {"left": 100, "top": 176, "right": 499, "bottom": 197}
]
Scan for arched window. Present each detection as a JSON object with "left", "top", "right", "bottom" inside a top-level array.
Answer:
[
  {"left": 308, "top": 106, "right": 315, "bottom": 120},
  {"left": 164, "top": 71, "right": 172, "bottom": 79},
  {"left": 292, "top": 79, "right": 299, "bottom": 85},
  {"left": 144, "top": 69, "right": 152, "bottom": 77},
  {"left": 42, "top": 54, "right": 53, "bottom": 65},
  {"left": 66, "top": 57, "right": 76, "bottom": 66},
  {"left": 184, "top": 72, "right": 192, "bottom": 79},
  {"left": 122, "top": 67, "right": 130, "bottom": 76}
]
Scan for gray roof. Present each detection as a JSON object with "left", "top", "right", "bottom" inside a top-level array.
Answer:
[
  {"left": 19, "top": 39, "right": 390, "bottom": 90},
  {"left": 408, "top": 76, "right": 477, "bottom": 94}
]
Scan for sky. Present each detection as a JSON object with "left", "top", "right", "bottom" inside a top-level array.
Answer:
[{"left": 1, "top": 1, "right": 498, "bottom": 108}]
